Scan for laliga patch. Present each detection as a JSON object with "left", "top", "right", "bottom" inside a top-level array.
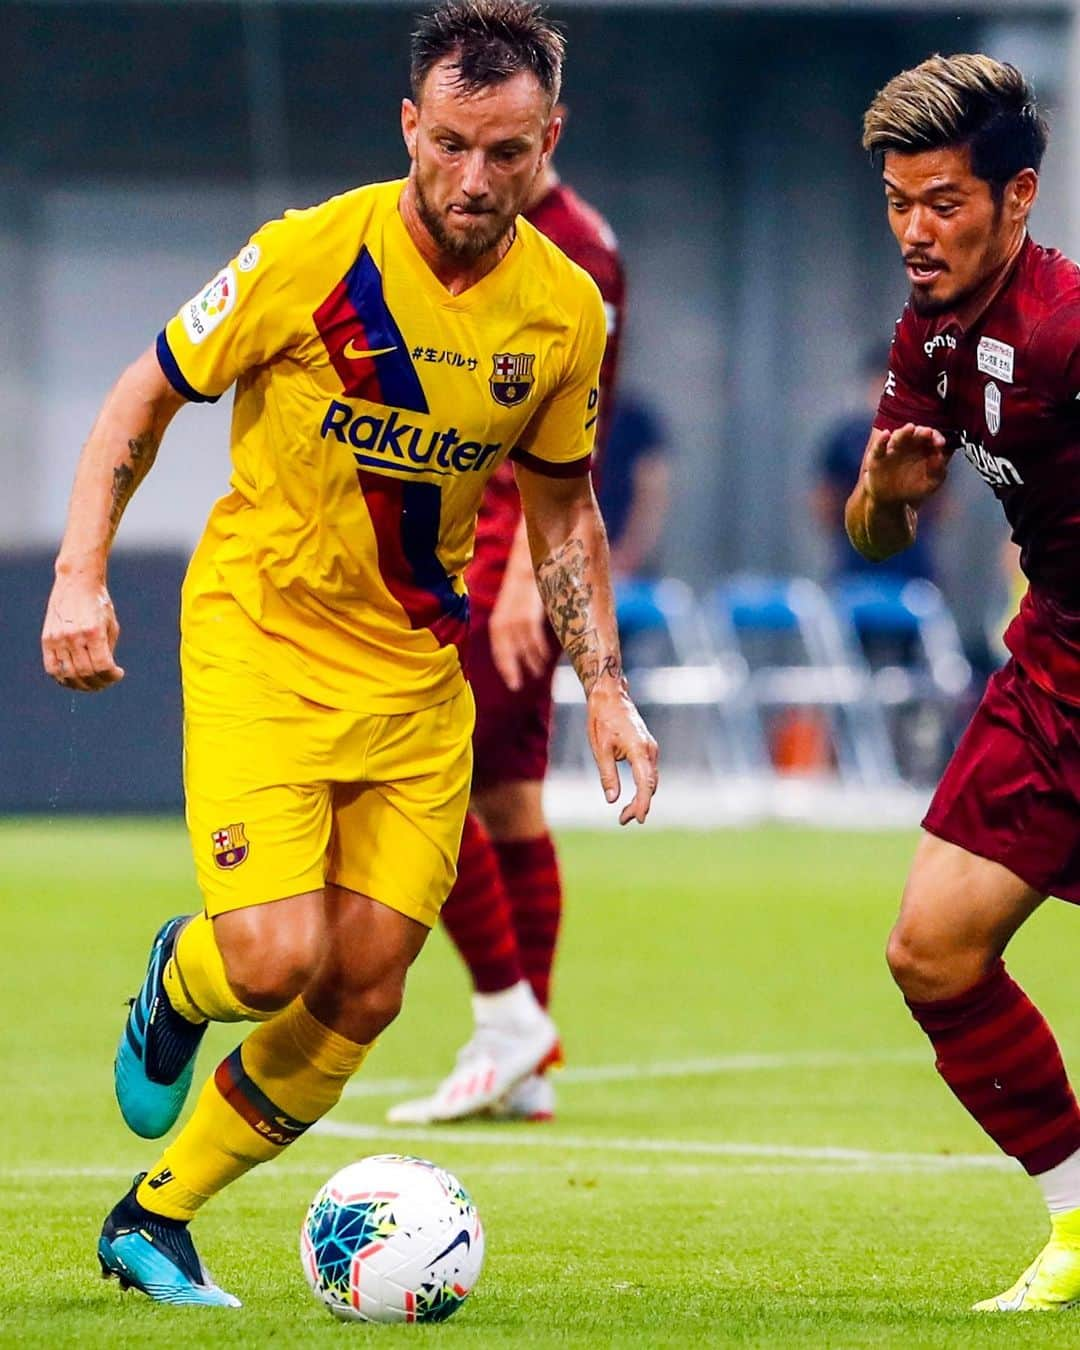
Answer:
[
  {"left": 181, "top": 266, "right": 236, "bottom": 345},
  {"left": 237, "top": 243, "right": 260, "bottom": 273},
  {"left": 211, "top": 822, "right": 249, "bottom": 869},
  {"left": 985, "top": 381, "right": 1001, "bottom": 436},
  {"left": 977, "top": 336, "right": 1014, "bottom": 383}
]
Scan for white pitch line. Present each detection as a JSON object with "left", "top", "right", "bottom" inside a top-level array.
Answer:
[
  {"left": 342, "top": 1048, "right": 926, "bottom": 1100},
  {"left": 0, "top": 1159, "right": 988, "bottom": 1182},
  {"left": 315, "top": 1119, "right": 1014, "bottom": 1172}
]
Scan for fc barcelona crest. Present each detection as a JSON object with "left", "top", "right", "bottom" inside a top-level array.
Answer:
[
  {"left": 490, "top": 352, "right": 535, "bottom": 407},
  {"left": 211, "top": 823, "right": 249, "bottom": 870}
]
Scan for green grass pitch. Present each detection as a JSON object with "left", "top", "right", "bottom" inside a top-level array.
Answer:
[{"left": 5, "top": 817, "right": 1080, "bottom": 1346}]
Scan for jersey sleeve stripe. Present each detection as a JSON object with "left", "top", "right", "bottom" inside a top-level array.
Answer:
[
  {"left": 156, "top": 331, "right": 221, "bottom": 404},
  {"left": 510, "top": 448, "right": 593, "bottom": 478}
]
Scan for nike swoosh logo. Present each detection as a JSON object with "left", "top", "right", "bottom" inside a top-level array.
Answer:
[
  {"left": 428, "top": 1228, "right": 471, "bottom": 1267},
  {"left": 343, "top": 340, "right": 397, "bottom": 360},
  {"left": 997, "top": 1259, "right": 1041, "bottom": 1311}
]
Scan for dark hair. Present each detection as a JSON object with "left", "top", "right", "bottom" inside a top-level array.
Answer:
[
  {"left": 863, "top": 54, "right": 1048, "bottom": 198},
  {"left": 410, "top": 0, "right": 564, "bottom": 105}
]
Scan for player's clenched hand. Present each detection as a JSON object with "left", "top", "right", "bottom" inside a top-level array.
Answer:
[
  {"left": 489, "top": 568, "right": 550, "bottom": 692},
  {"left": 587, "top": 684, "right": 659, "bottom": 825},
  {"left": 864, "top": 423, "right": 951, "bottom": 508},
  {"left": 41, "top": 575, "right": 125, "bottom": 693}
]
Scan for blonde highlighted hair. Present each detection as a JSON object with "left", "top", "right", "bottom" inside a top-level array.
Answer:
[{"left": 863, "top": 53, "right": 1047, "bottom": 190}]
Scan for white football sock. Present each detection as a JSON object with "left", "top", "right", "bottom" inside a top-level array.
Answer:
[
  {"left": 472, "top": 980, "right": 544, "bottom": 1028},
  {"left": 1036, "top": 1146, "right": 1080, "bottom": 1216}
]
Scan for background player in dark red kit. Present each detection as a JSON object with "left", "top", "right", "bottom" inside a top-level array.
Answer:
[
  {"left": 390, "top": 122, "right": 625, "bottom": 1125},
  {"left": 851, "top": 53, "right": 1080, "bottom": 1311}
]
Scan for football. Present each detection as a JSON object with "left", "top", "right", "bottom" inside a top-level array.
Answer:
[{"left": 300, "top": 1154, "right": 485, "bottom": 1323}]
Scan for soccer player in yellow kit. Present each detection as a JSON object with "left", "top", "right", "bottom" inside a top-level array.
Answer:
[{"left": 40, "top": 0, "right": 657, "bottom": 1307}]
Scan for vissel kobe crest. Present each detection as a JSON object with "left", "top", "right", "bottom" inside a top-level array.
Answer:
[{"left": 985, "top": 381, "right": 1001, "bottom": 437}]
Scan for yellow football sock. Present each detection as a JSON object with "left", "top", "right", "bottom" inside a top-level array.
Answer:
[
  {"left": 136, "top": 998, "right": 373, "bottom": 1221},
  {"left": 163, "top": 912, "right": 274, "bottom": 1024}
]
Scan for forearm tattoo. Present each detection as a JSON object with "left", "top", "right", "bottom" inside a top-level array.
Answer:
[
  {"left": 536, "top": 537, "right": 623, "bottom": 695},
  {"left": 108, "top": 432, "right": 159, "bottom": 537}
]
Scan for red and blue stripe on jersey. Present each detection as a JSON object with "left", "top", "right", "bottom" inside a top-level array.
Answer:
[
  {"left": 358, "top": 470, "right": 469, "bottom": 659},
  {"left": 313, "top": 247, "right": 428, "bottom": 414},
  {"left": 316, "top": 248, "right": 467, "bottom": 657}
]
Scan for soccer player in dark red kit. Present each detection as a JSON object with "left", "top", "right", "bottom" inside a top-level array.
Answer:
[
  {"left": 390, "top": 126, "right": 624, "bottom": 1126},
  {"left": 852, "top": 53, "right": 1080, "bottom": 1311}
]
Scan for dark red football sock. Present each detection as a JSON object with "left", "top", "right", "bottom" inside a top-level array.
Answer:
[
  {"left": 495, "top": 833, "right": 562, "bottom": 1009},
  {"left": 440, "top": 812, "right": 524, "bottom": 994},
  {"left": 906, "top": 959, "right": 1080, "bottom": 1174}
]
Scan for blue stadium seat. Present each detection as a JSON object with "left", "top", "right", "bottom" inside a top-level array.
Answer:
[
  {"left": 712, "top": 574, "right": 898, "bottom": 785},
  {"left": 830, "top": 575, "right": 972, "bottom": 782},
  {"left": 553, "top": 577, "right": 766, "bottom": 775}
]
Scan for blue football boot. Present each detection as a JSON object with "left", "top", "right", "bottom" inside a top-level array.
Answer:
[
  {"left": 115, "top": 916, "right": 207, "bottom": 1139},
  {"left": 98, "top": 1176, "right": 240, "bottom": 1308}
]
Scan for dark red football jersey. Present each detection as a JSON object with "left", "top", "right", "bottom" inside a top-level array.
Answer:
[
  {"left": 468, "top": 183, "right": 626, "bottom": 614},
  {"left": 875, "top": 236, "right": 1080, "bottom": 706}
]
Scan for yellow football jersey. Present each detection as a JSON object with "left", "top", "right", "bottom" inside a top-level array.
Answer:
[{"left": 160, "top": 178, "right": 605, "bottom": 712}]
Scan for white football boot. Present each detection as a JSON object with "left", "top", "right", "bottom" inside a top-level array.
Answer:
[
  {"left": 489, "top": 1072, "right": 557, "bottom": 1122},
  {"left": 388, "top": 982, "right": 558, "bottom": 1124}
]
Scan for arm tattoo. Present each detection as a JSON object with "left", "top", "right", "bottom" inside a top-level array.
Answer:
[
  {"left": 108, "top": 432, "right": 159, "bottom": 537},
  {"left": 536, "top": 537, "right": 623, "bottom": 695}
]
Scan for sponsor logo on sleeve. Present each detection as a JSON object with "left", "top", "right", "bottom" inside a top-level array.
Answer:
[
  {"left": 985, "top": 381, "right": 1001, "bottom": 436},
  {"left": 237, "top": 243, "right": 261, "bottom": 273},
  {"left": 181, "top": 266, "right": 236, "bottom": 345},
  {"left": 585, "top": 386, "right": 599, "bottom": 431},
  {"left": 977, "top": 336, "right": 1014, "bottom": 383}
]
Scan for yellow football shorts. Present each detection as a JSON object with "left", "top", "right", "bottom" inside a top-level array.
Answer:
[{"left": 181, "top": 594, "right": 474, "bottom": 928}]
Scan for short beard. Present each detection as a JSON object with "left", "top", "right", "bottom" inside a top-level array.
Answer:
[
  {"left": 414, "top": 174, "right": 513, "bottom": 263},
  {"left": 909, "top": 286, "right": 956, "bottom": 317}
]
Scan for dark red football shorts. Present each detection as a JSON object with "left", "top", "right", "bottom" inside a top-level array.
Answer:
[
  {"left": 923, "top": 657, "right": 1080, "bottom": 902},
  {"left": 468, "top": 606, "right": 564, "bottom": 791}
]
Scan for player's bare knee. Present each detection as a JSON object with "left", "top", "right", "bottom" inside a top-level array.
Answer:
[
  {"left": 227, "top": 956, "right": 311, "bottom": 1012},
  {"left": 885, "top": 922, "right": 925, "bottom": 993},
  {"left": 885, "top": 921, "right": 984, "bottom": 1002},
  {"left": 352, "top": 975, "right": 406, "bottom": 1035},
  {"left": 218, "top": 924, "right": 323, "bottom": 1011}
]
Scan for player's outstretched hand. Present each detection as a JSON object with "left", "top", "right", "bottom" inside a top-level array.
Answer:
[
  {"left": 864, "top": 423, "right": 951, "bottom": 509},
  {"left": 587, "top": 684, "right": 659, "bottom": 825},
  {"left": 489, "top": 568, "right": 551, "bottom": 692},
  {"left": 41, "top": 575, "right": 125, "bottom": 693}
]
